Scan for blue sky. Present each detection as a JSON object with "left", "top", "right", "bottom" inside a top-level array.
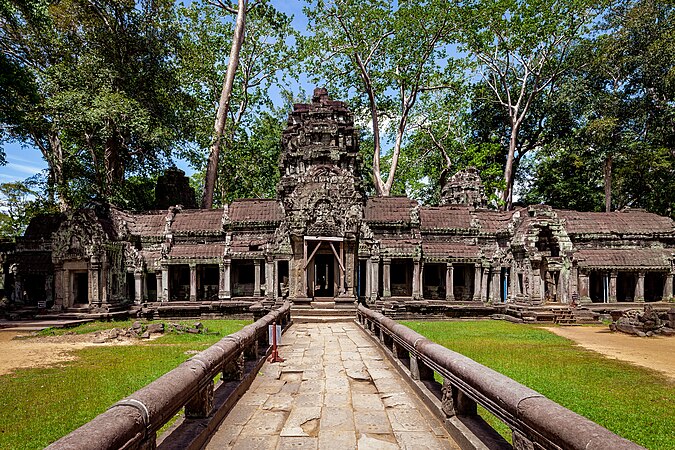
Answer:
[{"left": 0, "top": 0, "right": 312, "bottom": 186}]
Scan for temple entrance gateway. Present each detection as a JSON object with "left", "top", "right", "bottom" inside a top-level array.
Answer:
[{"left": 303, "top": 237, "right": 346, "bottom": 299}]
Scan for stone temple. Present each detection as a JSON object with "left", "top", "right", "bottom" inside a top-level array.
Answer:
[{"left": 2, "top": 89, "right": 674, "bottom": 319}]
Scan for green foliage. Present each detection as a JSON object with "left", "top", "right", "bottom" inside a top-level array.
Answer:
[
  {"left": 178, "top": 0, "right": 298, "bottom": 205},
  {"left": 0, "top": 319, "right": 251, "bottom": 449},
  {"left": 404, "top": 320, "right": 675, "bottom": 449},
  {"left": 302, "top": 0, "right": 464, "bottom": 195},
  {"left": 0, "top": 175, "right": 57, "bottom": 237}
]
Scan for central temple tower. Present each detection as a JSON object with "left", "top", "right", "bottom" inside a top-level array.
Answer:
[{"left": 277, "top": 88, "right": 365, "bottom": 305}]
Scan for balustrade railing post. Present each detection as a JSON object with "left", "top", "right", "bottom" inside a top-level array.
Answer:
[
  {"left": 410, "top": 356, "right": 434, "bottom": 381},
  {"left": 185, "top": 380, "right": 214, "bottom": 419},
  {"left": 512, "top": 430, "right": 536, "bottom": 450},
  {"left": 222, "top": 352, "right": 245, "bottom": 381},
  {"left": 441, "top": 379, "right": 477, "bottom": 418}
]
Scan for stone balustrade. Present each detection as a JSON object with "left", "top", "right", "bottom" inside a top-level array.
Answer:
[
  {"left": 46, "top": 302, "right": 291, "bottom": 450},
  {"left": 356, "top": 304, "right": 644, "bottom": 450}
]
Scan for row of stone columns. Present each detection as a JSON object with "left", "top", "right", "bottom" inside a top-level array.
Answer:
[
  {"left": 135, "top": 259, "right": 270, "bottom": 304},
  {"left": 370, "top": 258, "right": 507, "bottom": 303},
  {"left": 578, "top": 270, "right": 675, "bottom": 303}
]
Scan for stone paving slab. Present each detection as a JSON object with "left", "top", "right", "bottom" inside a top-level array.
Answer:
[{"left": 205, "top": 322, "right": 459, "bottom": 450}]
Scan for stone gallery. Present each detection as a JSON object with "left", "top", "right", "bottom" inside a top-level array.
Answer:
[{"left": 2, "top": 89, "right": 674, "bottom": 316}]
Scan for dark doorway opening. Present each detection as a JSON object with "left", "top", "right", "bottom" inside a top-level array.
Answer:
[
  {"left": 423, "top": 264, "right": 445, "bottom": 299},
  {"left": 358, "top": 259, "right": 367, "bottom": 299},
  {"left": 645, "top": 272, "right": 664, "bottom": 302},
  {"left": 24, "top": 274, "right": 46, "bottom": 306},
  {"left": 146, "top": 272, "right": 157, "bottom": 302},
  {"left": 199, "top": 265, "right": 219, "bottom": 300},
  {"left": 589, "top": 271, "right": 606, "bottom": 303},
  {"left": 278, "top": 260, "right": 289, "bottom": 298},
  {"left": 169, "top": 265, "right": 190, "bottom": 301},
  {"left": 74, "top": 272, "right": 88, "bottom": 305},
  {"left": 391, "top": 259, "right": 413, "bottom": 296},
  {"left": 453, "top": 264, "right": 474, "bottom": 301},
  {"left": 314, "top": 254, "right": 334, "bottom": 297},
  {"left": 617, "top": 272, "right": 636, "bottom": 302}
]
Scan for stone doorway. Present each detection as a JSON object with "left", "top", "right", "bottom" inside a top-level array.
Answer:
[
  {"left": 72, "top": 271, "right": 88, "bottom": 305},
  {"left": 313, "top": 254, "right": 335, "bottom": 297}
]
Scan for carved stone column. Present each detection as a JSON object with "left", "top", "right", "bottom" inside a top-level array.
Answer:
[
  {"left": 155, "top": 270, "right": 163, "bottom": 302},
  {"left": 382, "top": 258, "right": 391, "bottom": 298},
  {"left": 364, "top": 259, "right": 371, "bottom": 301},
  {"left": 664, "top": 272, "right": 674, "bottom": 302},
  {"left": 134, "top": 272, "right": 143, "bottom": 305},
  {"left": 254, "top": 260, "right": 261, "bottom": 297},
  {"left": 162, "top": 265, "right": 169, "bottom": 302},
  {"left": 635, "top": 271, "right": 645, "bottom": 302},
  {"left": 445, "top": 263, "right": 454, "bottom": 301},
  {"left": 480, "top": 267, "right": 489, "bottom": 302},
  {"left": 608, "top": 270, "right": 618, "bottom": 303},
  {"left": 266, "top": 260, "right": 275, "bottom": 300},
  {"left": 89, "top": 257, "right": 100, "bottom": 306},
  {"left": 473, "top": 264, "right": 482, "bottom": 301},
  {"left": 220, "top": 259, "right": 231, "bottom": 299},
  {"left": 370, "top": 256, "right": 379, "bottom": 301},
  {"left": 490, "top": 268, "right": 500, "bottom": 303},
  {"left": 189, "top": 264, "right": 197, "bottom": 302},
  {"left": 579, "top": 270, "right": 590, "bottom": 303},
  {"left": 412, "top": 259, "right": 421, "bottom": 300}
]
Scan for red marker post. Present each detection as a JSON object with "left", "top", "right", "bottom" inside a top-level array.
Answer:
[{"left": 268, "top": 321, "right": 284, "bottom": 363}]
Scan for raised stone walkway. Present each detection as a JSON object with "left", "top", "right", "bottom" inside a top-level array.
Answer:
[{"left": 204, "top": 322, "right": 459, "bottom": 450}]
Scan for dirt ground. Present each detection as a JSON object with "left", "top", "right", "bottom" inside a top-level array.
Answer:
[
  {"left": 2, "top": 325, "right": 674, "bottom": 381},
  {"left": 0, "top": 330, "right": 133, "bottom": 376},
  {"left": 542, "top": 325, "right": 675, "bottom": 381}
]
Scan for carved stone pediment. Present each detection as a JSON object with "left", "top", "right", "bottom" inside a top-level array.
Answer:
[{"left": 52, "top": 210, "right": 108, "bottom": 262}]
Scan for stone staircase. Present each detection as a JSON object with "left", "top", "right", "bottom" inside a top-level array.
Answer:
[{"left": 290, "top": 298, "right": 357, "bottom": 323}]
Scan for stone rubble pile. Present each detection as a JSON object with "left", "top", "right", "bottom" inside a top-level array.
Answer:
[
  {"left": 609, "top": 306, "right": 675, "bottom": 337},
  {"left": 92, "top": 321, "right": 208, "bottom": 343}
]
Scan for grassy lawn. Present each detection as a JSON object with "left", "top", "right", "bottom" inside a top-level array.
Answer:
[
  {"left": 402, "top": 320, "right": 675, "bottom": 450},
  {"left": 0, "top": 319, "right": 251, "bottom": 450}
]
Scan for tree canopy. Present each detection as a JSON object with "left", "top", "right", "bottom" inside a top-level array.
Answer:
[{"left": 1, "top": 0, "right": 674, "bottom": 236}]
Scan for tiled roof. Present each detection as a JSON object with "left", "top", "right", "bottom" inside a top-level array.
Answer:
[
  {"left": 24, "top": 213, "right": 65, "bottom": 239},
  {"left": 172, "top": 209, "right": 224, "bottom": 232},
  {"left": 558, "top": 209, "right": 673, "bottom": 235},
  {"left": 169, "top": 244, "right": 225, "bottom": 259},
  {"left": 365, "top": 197, "right": 417, "bottom": 223},
  {"left": 422, "top": 242, "right": 479, "bottom": 258},
  {"left": 420, "top": 206, "right": 472, "bottom": 230},
  {"left": 127, "top": 213, "right": 166, "bottom": 236},
  {"left": 576, "top": 248, "right": 674, "bottom": 268},
  {"left": 141, "top": 250, "right": 162, "bottom": 267},
  {"left": 230, "top": 234, "right": 272, "bottom": 252},
  {"left": 229, "top": 199, "right": 283, "bottom": 223},
  {"left": 474, "top": 210, "right": 513, "bottom": 234},
  {"left": 379, "top": 238, "right": 419, "bottom": 255}
]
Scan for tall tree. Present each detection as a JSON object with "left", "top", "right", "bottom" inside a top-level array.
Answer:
[
  {"left": 458, "top": 0, "right": 601, "bottom": 209},
  {"left": 303, "top": 0, "right": 461, "bottom": 196},
  {"left": 180, "top": 0, "right": 297, "bottom": 206},
  {"left": 201, "top": 0, "right": 247, "bottom": 209},
  {"left": 1, "top": 0, "right": 187, "bottom": 208}
]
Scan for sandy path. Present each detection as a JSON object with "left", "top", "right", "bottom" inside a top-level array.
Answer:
[
  {"left": 0, "top": 330, "right": 132, "bottom": 376},
  {"left": 542, "top": 326, "right": 675, "bottom": 381}
]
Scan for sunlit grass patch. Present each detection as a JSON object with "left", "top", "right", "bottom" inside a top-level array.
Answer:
[
  {"left": 403, "top": 320, "right": 675, "bottom": 449},
  {"left": 0, "top": 319, "right": 250, "bottom": 449}
]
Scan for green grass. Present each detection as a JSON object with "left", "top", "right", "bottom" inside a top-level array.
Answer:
[
  {"left": 402, "top": 320, "right": 675, "bottom": 450},
  {"left": 0, "top": 319, "right": 251, "bottom": 450}
]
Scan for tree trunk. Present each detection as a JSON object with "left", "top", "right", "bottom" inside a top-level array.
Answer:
[
  {"left": 604, "top": 154, "right": 612, "bottom": 212},
  {"left": 501, "top": 126, "right": 519, "bottom": 210},
  {"left": 202, "top": 0, "right": 247, "bottom": 209},
  {"left": 47, "top": 131, "right": 68, "bottom": 212}
]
